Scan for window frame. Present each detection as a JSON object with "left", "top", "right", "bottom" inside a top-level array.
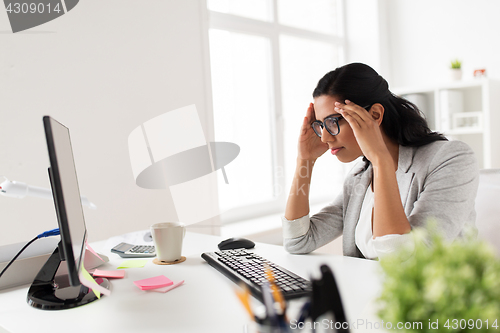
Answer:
[{"left": 202, "top": 0, "right": 346, "bottom": 224}]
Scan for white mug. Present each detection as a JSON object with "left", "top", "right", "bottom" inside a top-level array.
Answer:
[{"left": 151, "top": 222, "right": 186, "bottom": 262}]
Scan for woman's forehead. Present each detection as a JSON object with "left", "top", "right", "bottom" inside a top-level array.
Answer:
[{"left": 314, "top": 95, "right": 342, "bottom": 119}]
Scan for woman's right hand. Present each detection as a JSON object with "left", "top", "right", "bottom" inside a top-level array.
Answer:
[{"left": 297, "top": 103, "right": 329, "bottom": 161}]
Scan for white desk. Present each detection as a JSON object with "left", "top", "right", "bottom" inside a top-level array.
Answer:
[{"left": 0, "top": 232, "right": 382, "bottom": 333}]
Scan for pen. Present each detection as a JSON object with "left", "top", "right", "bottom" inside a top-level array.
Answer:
[
  {"left": 235, "top": 284, "right": 254, "bottom": 320},
  {"left": 264, "top": 265, "right": 286, "bottom": 315},
  {"left": 261, "top": 282, "right": 279, "bottom": 327},
  {"left": 296, "top": 301, "right": 311, "bottom": 323}
]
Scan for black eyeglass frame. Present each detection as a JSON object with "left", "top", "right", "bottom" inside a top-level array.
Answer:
[{"left": 311, "top": 104, "right": 373, "bottom": 138}]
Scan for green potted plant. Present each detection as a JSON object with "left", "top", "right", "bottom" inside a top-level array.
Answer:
[
  {"left": 450, "top": 59, "right": 462, "bottom": 81},
  {"left": 377, "top": 227, "right": 500, "bottom": 332}
]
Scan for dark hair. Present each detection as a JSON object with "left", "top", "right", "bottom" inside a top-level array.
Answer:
[{"left": 313, "top": 63, "right": 447, "bottom": 147}]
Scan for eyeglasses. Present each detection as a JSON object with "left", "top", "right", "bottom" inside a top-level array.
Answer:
[
  {"left": 311, "top": 115, "right": 343, "bottom": 138},
  {"left": 311, "top": 104, "right": 372, "bottom": 138}
]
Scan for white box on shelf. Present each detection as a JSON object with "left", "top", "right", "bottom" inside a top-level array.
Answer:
[
  {"left": 452, "top": 112, "right": 483, "bottom": 131},
  {"left": 439, "top": 90, "right": 463, "bottom": 131}
]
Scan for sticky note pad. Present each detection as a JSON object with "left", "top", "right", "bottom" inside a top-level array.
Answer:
[
  {"left": 85, "top": 240, "right": 104, "bottom": 262},
  {"left": 117, "top": 259, "right": 148, "bottom": 269},
  {"left": 79, "top": 263, "right": 111, "bottom": 298},
  {"left": 134, "top": 275, "right": 173, "bottom": 291},
  {"left": 150, "top": 280, "right": 184, "bottom": 293},
  {"left": 93, "top": 269, "right": 125, "bottom": 279}
]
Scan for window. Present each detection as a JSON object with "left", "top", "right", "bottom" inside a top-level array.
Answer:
[
  {"left": 210, "top": 30, "right": 275, "bottom": 209},
  {"left": 206, "top": 0, "right": 348, "bottom": 223}
]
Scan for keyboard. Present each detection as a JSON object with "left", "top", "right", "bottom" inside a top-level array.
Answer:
[{"left": 201, "top": 249, "right": 312, "bottom": 301}]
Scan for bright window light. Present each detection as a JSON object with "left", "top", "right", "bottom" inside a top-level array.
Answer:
[
  {"left": 207, "top": 1, "right": 344, "bottom": 221},
  {"left": 277, "top": 0, "right": 338, "bottom": 34},
  {"left": 208, "top": 0, "right": 273, "bottom": 22},
  {"left": 280, "top": 35, "right": 343, "bottom": 202},
  {"left": 209, "top": 29, "right": 275, "bottom": 211}
]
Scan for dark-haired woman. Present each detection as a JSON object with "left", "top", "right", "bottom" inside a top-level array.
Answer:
[{"left": 282, "top": 63, "right": 479, "bottom": 259}]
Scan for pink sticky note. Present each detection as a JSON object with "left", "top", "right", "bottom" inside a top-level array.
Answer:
[
  {"left": 150, "top": 280, "right": 184, "bottom": 293},
  {"left": 133, "top": 275, "right": 173, "bottom": 291},
  {"left": 93, "top": 269, "right": 125, "bottom": 279},
  {"left": 86, "top": 240, "right": 104, "bottom": 262},
  {"left": 79, "top": 264, "right": 111, "bottom": 298}
]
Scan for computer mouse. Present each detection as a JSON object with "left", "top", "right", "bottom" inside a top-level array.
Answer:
[{"left": 218, "top": 237, "right": 255, "bottom": 251}]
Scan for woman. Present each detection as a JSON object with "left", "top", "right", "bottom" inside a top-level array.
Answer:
[{"left": 282, "top": 63, "right": 479, "bottom": 259}]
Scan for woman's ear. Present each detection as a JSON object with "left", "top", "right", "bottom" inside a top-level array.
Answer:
[{"left": 369, "top": 103, "right": 384, "bottom": 126}]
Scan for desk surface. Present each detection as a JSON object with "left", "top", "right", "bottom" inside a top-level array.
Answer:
[{"left": 0, "top": 232, "right": 383, "bottom": 333}]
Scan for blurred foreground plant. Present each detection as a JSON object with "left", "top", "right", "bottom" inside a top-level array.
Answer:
[{"left": 377, "top": 226, "right": 500, "bottom": 332}]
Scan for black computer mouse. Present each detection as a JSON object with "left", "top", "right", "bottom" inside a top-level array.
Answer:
[{"left": 218, "top": 237, "right": 255, "bottom": 251}]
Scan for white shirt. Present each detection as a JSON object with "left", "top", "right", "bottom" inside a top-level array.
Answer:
[
  {"left": 355, "top": 186, "right": 378, "bottom": 259},
  {"left": 355, "top": 186, "right": 414, "bottom": 259},
  {"left": 282, "top": 186, "right": 414, "bottom": 259}
]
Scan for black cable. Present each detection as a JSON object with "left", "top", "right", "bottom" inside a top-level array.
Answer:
[
  {"left": 0, "top": 236, "right": 39, "bottom": 279},
  {"left": 0, "top": 228, "right": 59, "bottom": 280}
]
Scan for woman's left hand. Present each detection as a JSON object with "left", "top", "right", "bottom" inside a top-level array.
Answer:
[{"left": 335, "top": 100, "right": 390, "bottom": 165}]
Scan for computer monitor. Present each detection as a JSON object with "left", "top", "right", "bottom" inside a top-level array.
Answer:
[{"left": 27, "top": 116, "right": 109, "bottom": 310}]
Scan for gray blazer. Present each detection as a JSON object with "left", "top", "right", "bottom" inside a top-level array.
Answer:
[{"left": 284, "top": 140, "right": 479, "bottom": 258}]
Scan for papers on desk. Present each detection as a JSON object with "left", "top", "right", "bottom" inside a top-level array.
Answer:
[
  {"left": 117, "top": 259, "right": 148, "bottom": 269},
  {"left": 92, "top": 269, "right": 126, "bottom": 279},
  {"left": 79, "top": 263, "right": 111, "bottom": 298},
  {"left": 85, "top": 240, "right": 105, "bottom": 263},
  {"left": 81, "top": 247, "right": 184, "bottom": 295}
]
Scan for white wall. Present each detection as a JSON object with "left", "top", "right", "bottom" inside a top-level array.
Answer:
[
  {"left": 345, "top": 0, "right": 500, "bottom": 88},
  {"left": 344, "top": 1, "right": 382, "bottom": 75},
  {"left": 343, "top": 0, "right": 392, "bottom": 83},
  {"left": 0, "top": 0, "right": 213, "bottom": 245},
  {"left": 386, "top": 0, "right": 500, "bottom": 87}
]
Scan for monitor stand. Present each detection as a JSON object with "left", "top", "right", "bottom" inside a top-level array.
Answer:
[{"left": 27, "top": 243, "right": 109, "bottom": 310}]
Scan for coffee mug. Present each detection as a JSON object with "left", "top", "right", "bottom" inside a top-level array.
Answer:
[{"left": 150, "top": 222, "right": 186, "bottom": 262}]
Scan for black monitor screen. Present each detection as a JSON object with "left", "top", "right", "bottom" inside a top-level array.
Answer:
[{"left": 43, "top": 116, "right": 87, "bottom": 286}]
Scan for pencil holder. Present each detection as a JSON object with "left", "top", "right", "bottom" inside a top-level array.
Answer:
[{"left": 256, "top": 315, "right": 291, "bottom": 333}]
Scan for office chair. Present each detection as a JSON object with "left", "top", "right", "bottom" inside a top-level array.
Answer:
[{"left": 474, "top": 169, "right": 500, "bottom": 257}]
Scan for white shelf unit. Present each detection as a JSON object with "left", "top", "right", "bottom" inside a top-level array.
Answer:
[{"left": 393, "top": 79, "right": 500, "bottom": 169}]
